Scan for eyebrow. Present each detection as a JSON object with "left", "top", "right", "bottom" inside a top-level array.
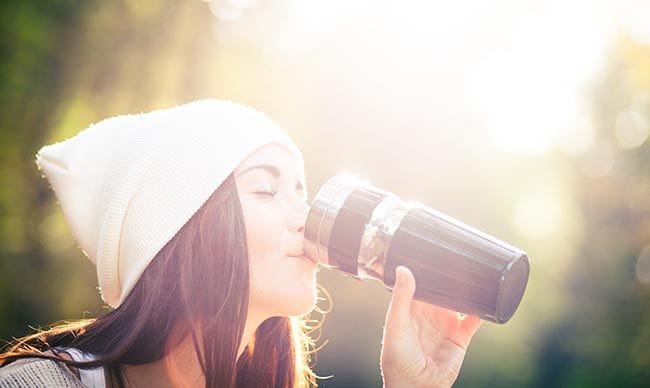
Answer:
[
  {"left": 238, "top": 164, "right": 280, "bottom": 178},
  {"left": 237, "top": 164, "right": 306, "bottom": 191}
]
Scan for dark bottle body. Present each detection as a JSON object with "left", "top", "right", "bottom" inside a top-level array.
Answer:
[{"left": 304, "top": 174, "right": 530, "bottom": 324}]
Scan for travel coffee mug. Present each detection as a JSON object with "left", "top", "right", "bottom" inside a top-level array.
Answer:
[{"left": 304, "top": 173, "right": 530, "bottom": 323}]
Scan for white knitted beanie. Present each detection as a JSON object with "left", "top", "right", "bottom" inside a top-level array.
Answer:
[{"left": 35, "top": 99, "right": 303, "bottom": 308}]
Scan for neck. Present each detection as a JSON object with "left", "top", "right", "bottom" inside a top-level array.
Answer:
[
  {"left": 237, "top": 309, "right": 267, "bottom": 359},
  {"left": 118, "top": 310, "right": 269, "bottom": 387}
]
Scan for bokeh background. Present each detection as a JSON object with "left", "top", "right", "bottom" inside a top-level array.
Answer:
[{"left": 1, "top": 0, "right": 649, "bottom": 386}]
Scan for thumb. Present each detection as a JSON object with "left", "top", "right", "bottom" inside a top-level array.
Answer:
[
  {"left": 460, "top": 315, "right": 485, "bottom": 338},
  {"left": 386, "top": 266, "right": 416, "bottom": 329}
]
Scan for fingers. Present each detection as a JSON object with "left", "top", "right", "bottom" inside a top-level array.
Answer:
[
  {"left": 460, "top": 314, "right": 484, "bottom": 338},
  {"left": 385, "top": 266, "right": 416, "bottom": 329}
]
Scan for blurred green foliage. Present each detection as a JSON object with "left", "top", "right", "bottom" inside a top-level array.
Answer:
[
  {"left": 0, "top": 0, "right": 99, "bottom": 339},
  {"left": 1, "top": 1, "right": 648, "bottom": 387}
]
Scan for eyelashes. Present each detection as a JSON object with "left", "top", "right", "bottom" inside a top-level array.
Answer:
[
  {"left": 254, "top": 189, "right": 278, "bottom": 198},
  {"left": 253, "top": 187, "right": 306, "bottom": 202}
]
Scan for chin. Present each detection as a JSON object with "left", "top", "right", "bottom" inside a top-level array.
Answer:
[
  {"left": 282, "top": 286, "right": 319, "bottom": 317},
  {"left": 282, "top": 292, "right": 317, "bottom": 317},
  {"left": 254, "top": 278, "right": 319, "bottom": 318}
]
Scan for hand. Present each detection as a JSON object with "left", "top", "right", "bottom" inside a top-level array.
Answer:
[{"left": 380, "top": 266, "right": 484, "bottom": 388}]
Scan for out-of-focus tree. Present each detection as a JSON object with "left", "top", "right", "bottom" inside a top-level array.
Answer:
[
  {"left": 1, "top": 1, "right": 649, "bottom": 387},
  {"left": 530, "top": 37, "right": 650, "bottom": 388},
  {"left": 0, "top": 0, "right": 99, "bottom": 341}
]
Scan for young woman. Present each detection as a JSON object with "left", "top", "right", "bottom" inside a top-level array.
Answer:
[{"left": 0, "top": 100, "right": 483, "bottom": 387}]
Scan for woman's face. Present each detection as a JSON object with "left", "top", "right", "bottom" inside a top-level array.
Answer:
[{"left": 234, "top": 143, "right": 318, "bottom": 318}]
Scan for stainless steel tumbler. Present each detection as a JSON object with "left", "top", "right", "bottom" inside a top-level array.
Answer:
[{"left": 303, "top": 173, "right": 530, "bottom": 324}]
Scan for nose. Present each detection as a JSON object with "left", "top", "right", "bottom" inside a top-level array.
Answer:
[{"left": 289, "top": 195, "right": 310, "bottom": 235}]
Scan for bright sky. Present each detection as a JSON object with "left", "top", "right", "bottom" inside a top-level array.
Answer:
[{"left": 208, "top": 0, "right": 649, "bottom": 156}]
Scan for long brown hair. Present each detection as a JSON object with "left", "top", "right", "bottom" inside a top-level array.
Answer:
[{"left": 0, "top": 173, "right": 324, "bottom": 387}]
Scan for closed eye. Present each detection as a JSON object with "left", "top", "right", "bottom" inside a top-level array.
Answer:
[{"left": 254, "top": 189, "right": 278, "bottom": 198}]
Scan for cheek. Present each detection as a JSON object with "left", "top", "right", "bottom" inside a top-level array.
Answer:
[
  {"left": 242, "top": 201, "right": 287, "bottom": 298},
  {"left": 241, "top": 200, "right": 318, "bottom": 316},
  {"left": 242, "top": 201, "right": 283, "bottom": 258}
]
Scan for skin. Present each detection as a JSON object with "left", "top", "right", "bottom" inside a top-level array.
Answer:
[
  {"left": 234, "top": 143, "right": 318, "bottom": 324},
  {"left": 98, "top": 143, "right": 483, "bottom": 387},
  {"left": 381, "top": 266, "right": 484, "bottom": 387}
]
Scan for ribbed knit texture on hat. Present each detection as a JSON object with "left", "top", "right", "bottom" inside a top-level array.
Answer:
[{"left": 35, "top": 99, "right": 302, "bottom": 308}]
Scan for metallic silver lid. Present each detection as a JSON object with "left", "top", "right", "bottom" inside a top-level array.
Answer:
[{"left": 304, "top": 174, "right": 364, "bottom": 267}]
